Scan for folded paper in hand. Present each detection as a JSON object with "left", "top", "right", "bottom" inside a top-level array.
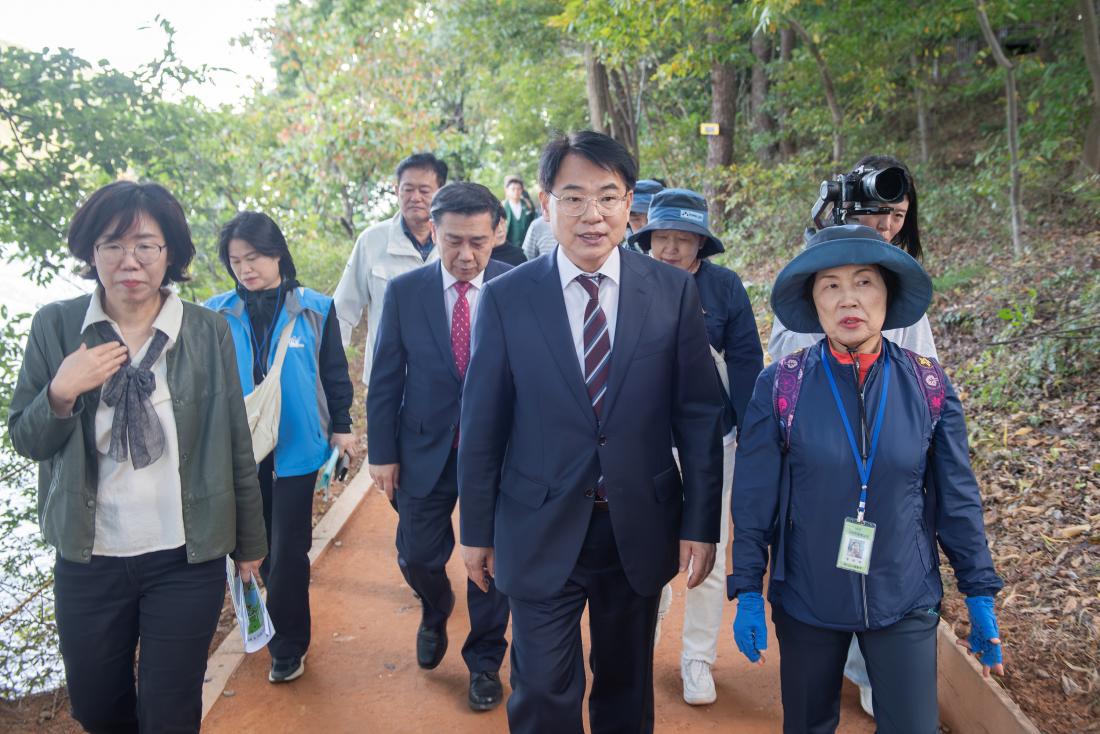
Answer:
[{"left": 226, "top": 557, "right": 275, "bottom": 653}]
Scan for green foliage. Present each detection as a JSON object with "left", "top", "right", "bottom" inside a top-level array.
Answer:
[{"left": 0, "top": 310, "right": 61, "bottom": 698}]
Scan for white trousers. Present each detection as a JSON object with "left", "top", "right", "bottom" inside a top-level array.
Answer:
[{"left": 660, "top": 440, "right": 735, "bottom": 664}]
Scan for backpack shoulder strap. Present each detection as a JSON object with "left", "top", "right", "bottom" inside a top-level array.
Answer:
[
  {"left": 902, "top": 348, "right": 947, "bottom": 431},
  {"left": 772, "top": 346, "right": 810, "bottom": 452}
]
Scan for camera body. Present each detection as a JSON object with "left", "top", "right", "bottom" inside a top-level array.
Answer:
[{"left": 811, "top": 165, "right": 909, "bottom": 229}]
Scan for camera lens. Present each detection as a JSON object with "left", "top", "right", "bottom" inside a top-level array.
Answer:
[{"left": 860, "top": 166, "right": 908, "bottom": 203}]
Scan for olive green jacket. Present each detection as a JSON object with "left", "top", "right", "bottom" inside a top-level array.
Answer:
[{"left": 7, "top": 294, "right": 267, "bottom": 564}]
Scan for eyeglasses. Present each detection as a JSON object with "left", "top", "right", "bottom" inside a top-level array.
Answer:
[
  {"left": 548, "top": 191, "right": 629, "bottom": 217},
  {"left": 94, "top": 242, "right": 166, "bottom": 266}
]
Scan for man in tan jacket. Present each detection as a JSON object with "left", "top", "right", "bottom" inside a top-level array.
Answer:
[{"left": 333, "top": 152, "right": 447, "bottom": 383}]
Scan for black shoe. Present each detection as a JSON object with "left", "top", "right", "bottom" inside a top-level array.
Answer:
[
  {"left": 468, "top": 671, "right": 503, "bottom": 711},
  {"left": 416, "top": 623, "right": 448, "bottom": 669},
  {"left": 268, "top": 653, "right": 306, "bottom": 683}
]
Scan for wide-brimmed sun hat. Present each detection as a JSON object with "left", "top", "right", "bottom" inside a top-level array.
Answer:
[
  {"left": 770, "top": 224, "right": 932, "bottom": 333},
  {"left": 631, "top": 179, "right": 664, "bottom": 214},
  {"left": 628, "top": 188, "right": 724, "bottom": 258}
]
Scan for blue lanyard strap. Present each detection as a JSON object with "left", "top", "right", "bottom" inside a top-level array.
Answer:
[{"left": 820, "top": 343, "right": 890, "bottom": 523}]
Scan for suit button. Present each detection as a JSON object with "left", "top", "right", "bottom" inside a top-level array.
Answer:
[
  {"left": 598, "top": 435, "right": 607, "bottom": 446},
  {"left": 583, "top": 489, "right": 595, "bottom": 498},
  {"left": 450, "top": 424, "right": 457, "bottom": 432},
  {"left": 86, "top": 499, "right": 95, "bottom": 508}
]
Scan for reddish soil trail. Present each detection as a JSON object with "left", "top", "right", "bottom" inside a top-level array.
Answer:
[{"left": 203, "top": 489, "right": 875, "bottom": 733}]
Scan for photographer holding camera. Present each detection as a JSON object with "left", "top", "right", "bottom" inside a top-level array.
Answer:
[{"left": 768, "top": 155, "right": 936, "bottom": 366}]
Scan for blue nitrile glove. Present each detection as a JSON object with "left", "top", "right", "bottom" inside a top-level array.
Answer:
[
  {"left": 733, "top": 592, "right": 768, "bottom": 663},
  {"left": 965, "top": 596, "right": 1002, "bottom": 668}
]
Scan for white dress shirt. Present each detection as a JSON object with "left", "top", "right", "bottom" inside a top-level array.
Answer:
[
  {"left": 83, "top": 288, "right": 186, "bottom": 557},
  {"left": 441, "top": 265, "right": 486, "bottom": 334},
  {"left": 557, "top": 246, "right": 620, "bottom": 370}
]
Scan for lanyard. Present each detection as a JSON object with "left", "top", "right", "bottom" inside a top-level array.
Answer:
[
  {"left": 820, "top": 343, "right": 890, "bottom": 523},
  {"left": 246, "top": 287, "right": 285, "bottom": 379}
]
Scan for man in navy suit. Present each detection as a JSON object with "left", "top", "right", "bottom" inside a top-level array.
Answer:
[
  {"left": 367, "top": 182, "right": 511, "bottom": 712},
  {"left": 457, "top": 132, "right": 725, "bottom": 733}
]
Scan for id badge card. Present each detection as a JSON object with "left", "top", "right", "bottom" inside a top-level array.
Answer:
[{"left": 836, "top": 517, "right": 876, "bottom": 575}]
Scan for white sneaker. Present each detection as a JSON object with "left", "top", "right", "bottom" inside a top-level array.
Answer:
[
  {"left": 858, "top": 682, "right": 874, "bottom": 717},
  {"left": 681, "top": 658, "right": 717, "bottom": 705}
]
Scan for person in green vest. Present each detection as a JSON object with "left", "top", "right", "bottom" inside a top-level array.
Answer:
[{"left": 502, "top": 174, "right": 537, "bottom": 248}]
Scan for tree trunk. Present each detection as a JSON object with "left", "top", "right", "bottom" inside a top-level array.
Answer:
[
  {"left": 751, "top": 32, "right": 778, "bottom": 163},
  {"left": 778, "top": 27, "right": 796, "bottom": 159},
  {"left": 789, "top": 19, "right": 843, "bottom": 163},
  {"left": 1078, "top": 0, "right": 1100, "bottom": 173},
  {"left": 976, "top": 0, "right": 1025, "bottom": 256},
  {"left": 584, "top": 45, "right": 610, "bottom": 134},
  {"left": 705, "top": 46, "right": 737, "bottom": 219},
  {"left": 608, "top": 67, "right": 639, "bottom": 160},
  {"left": 910, "top": 52, "right": 931, "bottom": 164}
]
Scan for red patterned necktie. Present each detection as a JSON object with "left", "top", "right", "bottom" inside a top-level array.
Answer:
[{"left": 451, "top": 281, "right": 472, "bottom": 447}]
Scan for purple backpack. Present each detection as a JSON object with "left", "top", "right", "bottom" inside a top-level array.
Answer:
[{"left": 772, "top": 344, "right": 947, "bottom": 450}]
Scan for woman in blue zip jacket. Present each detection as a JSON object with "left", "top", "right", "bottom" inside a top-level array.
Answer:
[
  {"left": 206, "top": 211, "right": 356, "bottom": 684},
  {"left": 628, "top": 188, "right": 764, "bottom": 706},
  {"left": 729, "top": 225, "right": 1004, "bottom": 734}
]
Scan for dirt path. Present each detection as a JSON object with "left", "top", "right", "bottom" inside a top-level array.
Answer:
[{"left": 203, "top": 488, "right": 875, "bottom": 733}]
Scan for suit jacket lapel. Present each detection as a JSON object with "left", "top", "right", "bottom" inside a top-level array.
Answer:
[
  {"left": 423, "top": 262, "right": 460, "bottom": 383},
  {"left": 600, "top": 253, "right": 652, "bottom": 422},
  {"left": 530, "top": 257, "right": 596, "bottom": 428}
]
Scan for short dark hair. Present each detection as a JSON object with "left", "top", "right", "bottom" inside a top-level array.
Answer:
[
  {"left": 217, "top": 211, "right": 297, "bottom": 284},
  {"left": 852, "top": 154, "right": 922, "bottom": 262},
  {"left": 396, "top": 152, "right": 448, "bottom": 188},
  {"left": 429, "top": 182, "right": 502, "bottom": 228},
  {"left": 67, "top": 180, "right": 195, "bottom": 285},
  {"left": 538, "top": 131, "right": 638, "bottom": 193}
]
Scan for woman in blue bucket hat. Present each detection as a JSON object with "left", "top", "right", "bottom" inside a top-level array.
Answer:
[
  {"left": 629, "top": 188, "right": 764, "bottom": 705},
  {"left": 729, "top": 224, "right": 1004, "bottom": 733},
  {"left": 770, "top": 154, "right": 934, "bottom": 718}
]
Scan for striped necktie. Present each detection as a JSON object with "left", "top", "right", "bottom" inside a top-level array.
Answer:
[{"left": 576, "top": 274, "right": 611, "bottom": 418}]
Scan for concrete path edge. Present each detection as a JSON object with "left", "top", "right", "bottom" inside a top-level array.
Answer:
[{"left": 200, "top": 471, "right": 371, "bottom": 719}]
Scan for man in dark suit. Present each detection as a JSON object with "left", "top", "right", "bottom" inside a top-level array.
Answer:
[
  {"left": 457, "top": 132, "right": 724, "bottom": 733},
  {"left": 367, "top": 182, "right": 512, "bottom": 712}
]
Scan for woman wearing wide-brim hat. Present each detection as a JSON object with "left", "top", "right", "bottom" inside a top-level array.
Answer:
[
  {"left": 629, "top": 188, "right": 764, "bottom": 706},
  {"left": 728, "top": 225, "right": 1004, "bottom": 733}
]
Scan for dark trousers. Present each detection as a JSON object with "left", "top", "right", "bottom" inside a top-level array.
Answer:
[
  {"left": 506, "top": 508, "right": 661, "bottom": 734},
  {"left": 772, "top": 603, "right": 940, "bottom": 734},
  {"left": 258, "top": 454, "right": 318, "bottom": 660},
  {"left": 53, "top": 546, "right": 224, "bottom": 734},
  {"left": 395, "top": 448, "right": 509, "bottom": 673}
]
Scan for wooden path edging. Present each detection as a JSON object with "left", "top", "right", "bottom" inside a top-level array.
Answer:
[
  {"left": 937, "top": 619, "right": 1042, "bottom": 734},
  {"left": 200, "top": 470, "right": 371, "bottom": 720}
]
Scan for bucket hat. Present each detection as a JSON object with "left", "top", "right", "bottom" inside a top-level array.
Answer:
[
  {"left": 628, "top": 188, "right": 724, "bottom": 258},
  {"left": 631, "top": 179, "right": 664, "bottom": 214},
  {"left": 770, "top": 224, "right": 932, "bottom": 333}
]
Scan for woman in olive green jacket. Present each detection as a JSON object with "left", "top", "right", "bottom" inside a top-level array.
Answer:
[{"left": 7, "top": 181, "right": 266, "bottom": 734}]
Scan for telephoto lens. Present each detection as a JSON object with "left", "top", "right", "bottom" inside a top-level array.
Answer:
[{"left": 858, "top": 166, "right": 908, "bottom": 203}]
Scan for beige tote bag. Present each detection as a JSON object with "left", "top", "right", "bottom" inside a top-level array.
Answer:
[{"left": 244, "top": 317, "right": 297, "bottom": 463}]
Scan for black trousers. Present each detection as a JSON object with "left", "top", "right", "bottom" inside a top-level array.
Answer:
[
  {"left": 772, "top": 603, "right": 940, "bottom": 734},
  {"left": 258, "top": 454, "right": 318, "bottom": 660},
  {"left": 53, "top": 546, "right": 224, "bottom": 734},
  {"left": 395, "top": 448, "right": 509, "bottom": 673},
  {"left": 506, "top": 508, "right": 661, "bottom": 734}
]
